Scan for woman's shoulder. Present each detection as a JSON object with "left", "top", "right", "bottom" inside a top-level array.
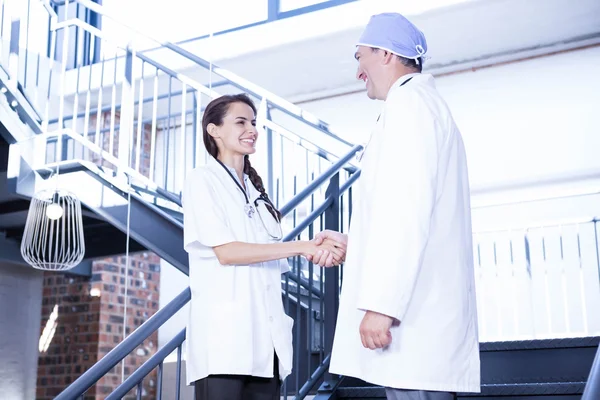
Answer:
[{"left": 185, "top": 165, "right": 220, "bottom": 186}]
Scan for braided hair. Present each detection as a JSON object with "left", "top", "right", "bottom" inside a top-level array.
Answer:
[{"left": 202, "top": 94, "right": 282, "bottom": 221}]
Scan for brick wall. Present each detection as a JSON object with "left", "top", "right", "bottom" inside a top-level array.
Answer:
[
  {"left": 93, "top": 253, "right": 161, "bottom": 398},
  {"left": 37, "top": 273, "right": 101, "bottom": 400},
  {"left": 37, "top": 252, "right": 161, "bottom": 400}
]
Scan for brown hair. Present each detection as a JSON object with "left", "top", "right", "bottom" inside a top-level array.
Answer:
[{"left": 202, "top": 93, "right": 282, "bottom": 221}]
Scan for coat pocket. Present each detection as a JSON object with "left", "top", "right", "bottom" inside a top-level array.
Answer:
[{"left": 206, "top": 302, "right": 253, "bottom": 372}]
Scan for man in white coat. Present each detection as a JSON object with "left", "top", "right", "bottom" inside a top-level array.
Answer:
[{"left": 309, "top": 13, "right": 481, "bottom": 400}]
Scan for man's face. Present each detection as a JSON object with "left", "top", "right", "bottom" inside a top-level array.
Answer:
[{"left": 355, "top": 46, "right": 384, "bottom": 100}]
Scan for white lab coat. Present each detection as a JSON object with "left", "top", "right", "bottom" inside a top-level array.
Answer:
[
  {"left": 329, "top": 74, "right": 481, "bottom": 393},
  {"left": 182, "top": 155, "right": 293, "bottom": 385}
]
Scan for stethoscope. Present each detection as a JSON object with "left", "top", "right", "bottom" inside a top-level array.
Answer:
[{"left": 214, "top": 158, "right": 278, "bottom": 221}]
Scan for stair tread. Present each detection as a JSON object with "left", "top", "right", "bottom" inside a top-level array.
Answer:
[{"left": 336, "top": 382, "right": 586, "bottom": 397}]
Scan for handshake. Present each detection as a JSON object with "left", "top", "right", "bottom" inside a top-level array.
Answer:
[{"left": 301, "top": 230, "right": 348, "bottom": 267}]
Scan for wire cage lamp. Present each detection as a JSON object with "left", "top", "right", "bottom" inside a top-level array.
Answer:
[{"left": 20, "top": 188, "right": 86, "bottom": 271}]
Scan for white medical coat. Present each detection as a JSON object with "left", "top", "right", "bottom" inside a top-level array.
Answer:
[
  {"left": 182, "top": 155, "right": 293, "bottom": 385},
  {"left": 329, "top": 74, "right": 481, "bottom": 392}
]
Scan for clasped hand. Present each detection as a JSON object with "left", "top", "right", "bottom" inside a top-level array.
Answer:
[{"left": 305, "top": 229, "right": 348, "bottom": 267}]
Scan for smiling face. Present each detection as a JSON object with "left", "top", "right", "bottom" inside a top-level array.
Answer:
[
  {"left": 355, "top": 45, "right": 388, "bottom": 100},
  {"left": 207, "top": 101, "right": 258, "bottom": 158}
]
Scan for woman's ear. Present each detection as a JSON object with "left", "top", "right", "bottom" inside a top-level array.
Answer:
[{"left": 207, "top": 123, "right": 219, "bottom": 138}]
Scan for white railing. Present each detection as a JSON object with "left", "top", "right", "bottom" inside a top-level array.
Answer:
[
  {"left": 473, "top": 218, "right": 600, "bottom": 342},
  {"left": 4, "top": 0, "right": 357, "bottom": 223}
]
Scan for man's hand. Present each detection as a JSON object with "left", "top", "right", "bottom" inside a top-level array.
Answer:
[
  {"left": 307, "top": 230, "right": 348, "bottom": 267},
  {"left": 359, "top": 311, "right": 394, "bottom": 350}
]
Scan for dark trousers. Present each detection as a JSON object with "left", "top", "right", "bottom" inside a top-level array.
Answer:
[{"left": 194, "top": 354, "right": 280, "bottom": 400}]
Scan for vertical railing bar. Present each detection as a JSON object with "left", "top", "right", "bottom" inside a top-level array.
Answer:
[
  {"left": 94, "top": 44, "right": 106, "bottom": 148},
  {"left": 559, "top": 226, "right": 571, "bottom": 334},
  {"left": 124, "top": 46, "right": 136, "bottom": 171},
  {"left": 307, "top": 222, "right": 314, "bottom": 382},
  {"left": 136, "top": 381, "right": 142, "bottom": 400},
  {"left": 323, "top": 173, "right": 340, "bottom": 381},
  {"left": 319, "top": 214, "right": 325, "bottom": 363},
  {"left": 280, "top": 138, "right": 285, "bottom": 204},
  {"left": 72, "top": 56, "right": 81, "bottom": 147},
  {"left": 0, "top": 0, "right": 5, "bottom": 58},
  {"left": 157, "top": 362, "right": 164, "bottom": 400},
  {"left": 175, "top": 345, "right": 182, "bottom": 400},
  {"left": 42, "top": 22, "right": 58, "bottom": 132},
  {"left": 164, "top": 76, "right": 172, "bottom": 191},
  {"left": 24, "top": 0, "right": 31, "bottom": 89},
  {"left": 108, "top": 49, "right": 118, "bottom": 157},
  {"left": 295, "top": 244, "right": 301, "bottom": 395},
  {"left": 266, "top": 105, "right": 274, "bottom": 197},
  {"left": 577, "top": 226, "right": 589, "bottom": 334},
  {"left": 192, "top": 93, "right": 198, "bottom": 168},
  {"left": 285, "top": 250, "right": 291, "bottom": 397},
  {"left": 149, "top": 67, "right": 158, "bottom": 181},
  {"left": 73, "top": 2, "right": 79, "bottom": 68},
  {"left": 83, "top": 34, "right": 93, "bottom": 161},
  {"left": 541, "top": 229, "right": 553, "bottom": 335},
  {"left": 180, "top": 82, "right": 187, "bottom": 192},
  {"left": 54, "top": 0, "right": 71, "bottom": 167},
  {"left": 509, "top": 235, "right": 519, "bottom": 336},
  {"left": 340, "top": 191, "right": 345, "bottom": 289},
  {"left": 134, "top": 60, "right": 145, "bottom": 172}
]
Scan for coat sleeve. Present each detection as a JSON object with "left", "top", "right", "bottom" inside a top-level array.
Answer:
[
  {"left": 182, "top": 169, "right": 236, "bottom": 257},
  {"left": 355, "top": 89, "right": 443, "bottom": 321}
]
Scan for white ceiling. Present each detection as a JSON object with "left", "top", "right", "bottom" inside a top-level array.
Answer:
[{"left": 208, "top": 0, "right": 600, "bottom": 101}]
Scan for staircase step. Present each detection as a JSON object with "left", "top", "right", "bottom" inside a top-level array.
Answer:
[{"left": 335, "top": 382, "right": 586, "bottom": 398}]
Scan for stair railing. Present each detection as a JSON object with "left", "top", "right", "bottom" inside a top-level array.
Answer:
[
  {"left": 54, "top": 143, "right": 362, "bottom": 399},
  {"left": 12, "top": 0, "right": 358, "bottom": 214}
]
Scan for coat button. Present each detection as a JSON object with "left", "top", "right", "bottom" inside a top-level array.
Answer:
[{"left": 269, "top": 316, "right": 274, "bottom": 322}]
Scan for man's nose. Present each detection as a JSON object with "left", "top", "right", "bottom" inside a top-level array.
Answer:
[{"left": 356, "top": 67, "right": 365, "bottom": 81}]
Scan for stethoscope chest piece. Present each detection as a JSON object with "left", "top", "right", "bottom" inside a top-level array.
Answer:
[{"left": 244, "top": 203, "right": 255, "bottom": 218}]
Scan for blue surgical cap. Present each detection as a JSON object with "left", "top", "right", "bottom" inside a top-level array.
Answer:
[{"left": 357, "top": 13, "right": 427, "bottom": 60}]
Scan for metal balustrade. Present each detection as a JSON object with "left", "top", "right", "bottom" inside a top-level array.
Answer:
[{"left": 3, "top": 0, "right": 600, "bottom": 398}]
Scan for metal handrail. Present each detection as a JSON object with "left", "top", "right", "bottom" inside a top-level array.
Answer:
[
  {"left": 582, "top": 345, "right": 600, "bottom": 400},
  {"left": 57, "top": 0, "right": 355, "bottom": 148},
  {"left": 281, "top": 145, "right": 362, "bottom": 216},
  {"left": 294, "top": 355, "right": 331, "bottom": 400},
  {"left": 54, "top": 144, "right": 362, "bottom": 398},
  {"left": 54, "top": 288, "right": 192, "bottom": 400},
  {"left": 105, "top": 329, "right": 187, "bottom": 400}
]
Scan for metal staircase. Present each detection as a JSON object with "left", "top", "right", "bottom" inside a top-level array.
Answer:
[{"left": 1, "top": 0, "right": 600, "bottom": 399}]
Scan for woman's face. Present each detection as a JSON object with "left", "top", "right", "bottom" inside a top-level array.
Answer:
[{"left": 209, "top": 102, "right": 258, "bottom": 156}]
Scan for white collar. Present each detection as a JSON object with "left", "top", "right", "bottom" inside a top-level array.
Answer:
[
  {"left": 386, "top": 73, "right": 421, "bottom": 97},
  {"left": 207, "top": 156, "right": 249, "bottom": 188}
]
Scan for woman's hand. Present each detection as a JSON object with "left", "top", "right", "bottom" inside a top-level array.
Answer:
[
  {"left": 299, "top": 240, "right": 345, "bottom": 266},
  {"left": 307, "top": 230, "right": 348, "bottom": 267}
]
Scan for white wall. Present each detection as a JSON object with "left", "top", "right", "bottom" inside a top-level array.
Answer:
[
  {"left": 299, "top": 46, "right": 600, "bottom": 194},
  {"left": 0, "top": 262, "right": 43, "bottom": 400}
]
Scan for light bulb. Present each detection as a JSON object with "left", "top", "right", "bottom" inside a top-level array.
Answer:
[{"left": 46, "top": 203, "right": 64, "bottom": 220}]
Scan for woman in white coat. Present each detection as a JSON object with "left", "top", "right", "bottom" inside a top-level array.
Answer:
[{"left": 182, "top": 93, "right": 344, "bottom": 400}]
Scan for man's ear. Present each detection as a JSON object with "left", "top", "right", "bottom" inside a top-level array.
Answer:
[
  {"left": 207, "top": 123, "right": 219, "bottom": 138},
  {"left": 382, "top": 50, "right": 395, "bottom": 65}
]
